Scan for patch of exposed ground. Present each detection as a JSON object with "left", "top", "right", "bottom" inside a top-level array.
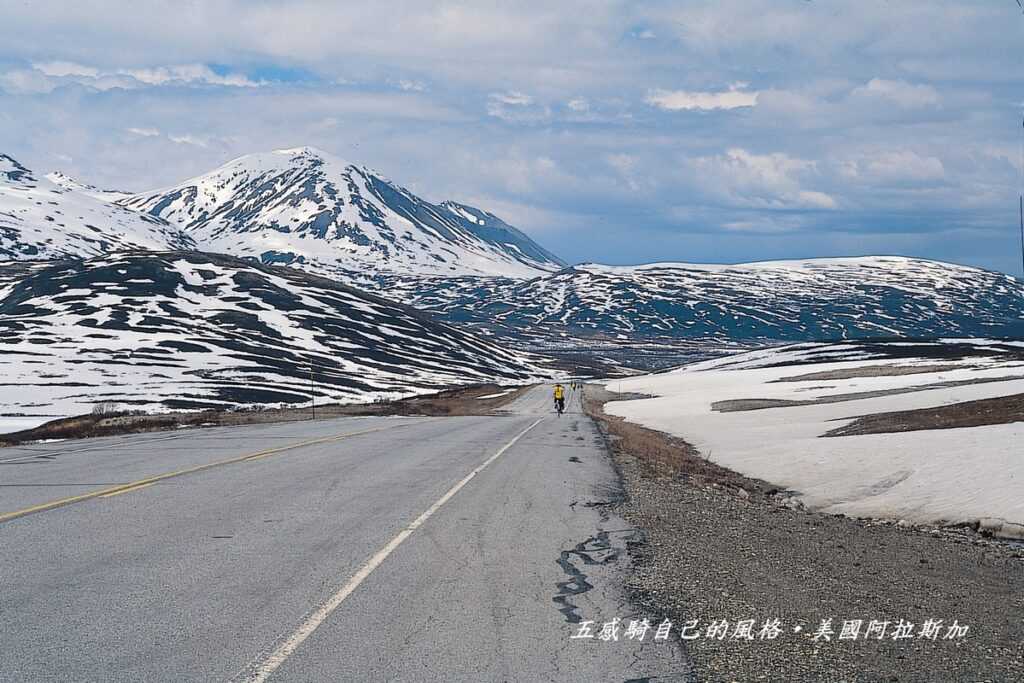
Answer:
[
  {"left": 712, "top": 374, "right": 1024, "bottom": 412},
  {"left": 0, "top": 383, "right": 531, "bottom": 447},
  {"left": 771, "top": 363, "right": 970, "bottom": 382},
  {"left": 825, "top": 392, "right": 1024, "bottom": 437},
  {"left": 585, "top": 385, "right": 779, "bottom": 498},
  {"left": 585, "top": 385, "right": 1024, "bottom": 681}
]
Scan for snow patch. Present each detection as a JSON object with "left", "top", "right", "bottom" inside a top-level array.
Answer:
[{"left": 605, "top": 341, "right": 1024, "bottom": 538}]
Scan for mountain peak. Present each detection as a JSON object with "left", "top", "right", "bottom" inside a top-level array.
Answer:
[
  {"left": 273, "top": 145, "right": 329, "bottom": 157},
  {"left": 119, "top": 149, "right": 564, "bottom": 279}
]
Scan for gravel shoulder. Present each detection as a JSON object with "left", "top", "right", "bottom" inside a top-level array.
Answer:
[{"left": 585, "top": 385, "right": 1024, "bottom": 681}]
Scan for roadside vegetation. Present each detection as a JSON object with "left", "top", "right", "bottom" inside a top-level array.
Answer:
[{"left": 0, "top": 383, "right": 530, "bottom": 447}]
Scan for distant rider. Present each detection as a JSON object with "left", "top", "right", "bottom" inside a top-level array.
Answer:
[{"left": 553, "top": 383, "right": 566, "bottom": 414}]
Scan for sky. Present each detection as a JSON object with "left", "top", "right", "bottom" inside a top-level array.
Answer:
[{"left": 1, "top": 1, "right": 1023, "bottom": 274}]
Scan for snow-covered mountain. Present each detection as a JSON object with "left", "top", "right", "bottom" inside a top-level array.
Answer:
[
  {"left": 0, "top": 154, "right": 194, "bottom": 260},
  {"left": 395, "top": 257, "right": 1024, "bottom": 343},
  {"left": 0, "top": 251, "right": 549, "bottom": 417},
  {"left": 6, "top": 147, "right": 1024, "bottom": 368},
  {"left": 119, "top": 147, "right": 564, "bottom": 279}
]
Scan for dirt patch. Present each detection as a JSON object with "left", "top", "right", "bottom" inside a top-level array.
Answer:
[
  {"left": 0, "top": 383, "right": 531, "bottom": 447},
  {"left": 585, "top": 386, "right": 1024, "bottom": 681},
  {"left": 712, "top": 374, "right": 1024, "bottom": 412},
  {"left": 772, "top": 363, "right": 969, "bottom": 382},
  {"left": 825, "top": 392, "right": 1024, "bottom": 437}
]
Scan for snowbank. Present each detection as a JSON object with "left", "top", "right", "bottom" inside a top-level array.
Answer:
[
  {"left": 604, "top": 341, "right": 1024, "bottom": 539},
  {"left": 0, "top": 416, "right": 59, "bottom": 434}
]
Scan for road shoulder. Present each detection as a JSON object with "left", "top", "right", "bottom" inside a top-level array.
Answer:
[{"left": 585, "top": 385, "right": 1024, "bottom": 681}]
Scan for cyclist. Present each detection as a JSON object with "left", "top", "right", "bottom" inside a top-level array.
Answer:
[{"left": 553, "top": 383, "right": 566, "bottom": 415}]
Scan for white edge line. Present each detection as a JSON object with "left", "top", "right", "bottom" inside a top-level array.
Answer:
[{"left": 242, "top": 416, "right": 545, "bottom": 682}]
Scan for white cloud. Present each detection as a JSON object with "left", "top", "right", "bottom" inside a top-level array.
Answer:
[
  {"left": 120, "top": 64, "right": 261, "bottom": 88},
  {"left": 793, "top": 190, "right": 837, "bottom": 209},
  {"left": 486, "top": 91, "right": 550, "bottom": 122},
  {"left": 721, "top": 219, "right": 800, "bottom": 234},
  {"left": 124, "top": 126, "right": 214, "bottom": 149},
  {"left": 490, "top": 91, "right": 534, "bottom": 106},
  {"left": 690, "top": 148, "right": 836, "bottom": 209},
  {"left": 850, "top": 78, "right": 939, "bottom": 108},
  {"left": 168, "top": 134, "right": 209, "bottom": 148},
  {"left": 841, "top": 150, "right": 945, "bottom": 184},
  {"left": 605, "top": 153, "right": 644, "bottom": 191},
  {"left": 395, "top": 79, "right": 427, "bottom": 92},
  {"left": 646, "top": 85, "right": 758, "bottom": 111},
  {"left": 0, "top": 61, "right": 262, "bottom": 94}
]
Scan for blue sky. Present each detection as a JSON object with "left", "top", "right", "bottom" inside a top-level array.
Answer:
[{"left": 1, "top": 1, "right": 1022, "bottom": 274}]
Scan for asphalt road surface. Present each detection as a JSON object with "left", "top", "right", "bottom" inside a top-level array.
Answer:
[{"left": 0, "top": 386, "right": 690, "bottom": 682}]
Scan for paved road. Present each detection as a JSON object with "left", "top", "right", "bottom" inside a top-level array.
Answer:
[{"left": 0, "top": 386, "right": 690, "bottom": 682}]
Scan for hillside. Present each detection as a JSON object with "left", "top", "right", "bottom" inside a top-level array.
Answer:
[
  {"left": 0, "top": 154, "right": 194, "bottom": 260},
  {"left": 395, "top": 258, "right": 1024, "bottom": 344},
  {"left": 0, "top": 251, "right": 549, "bottom": 418}
]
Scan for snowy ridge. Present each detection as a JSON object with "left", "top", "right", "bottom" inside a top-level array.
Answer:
[
  {"left": 46, "top": 171, "right": 133, "bottom": 202},
  {"left": 119, "top": 147, "right": 564, "bottom": 279},
  {"left": 0, "top": 154, "right": 194, "bottom": 260},
  {"left": 7, "top": 147, "right": 1024, "bottom": 355},
  {"left": 0, "top": 251, "right": 550, "bottom": 417},
  {"left": 391, "top": 257, "right": 1024, "bottom": 343}
]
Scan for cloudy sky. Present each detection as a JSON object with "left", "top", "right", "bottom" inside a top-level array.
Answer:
[{"left": 1, "top": 1, "right": 1022, "bottom": 273}]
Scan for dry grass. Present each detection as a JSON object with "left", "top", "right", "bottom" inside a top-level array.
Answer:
[
  {"left": 0, "top": 411, "right": 218, "bottom": 446},
  {"left": 771, "top": 363, "right": 967, "bottom": 382},
  {"left": 825, "top": 391, "right": 1024, "bottom": 437},
  {"left": 713, "top": 374, "right": 1024, "bottom": 413},
  {"left": 344, "top": 384, "right": 531, "bottom": 417}
]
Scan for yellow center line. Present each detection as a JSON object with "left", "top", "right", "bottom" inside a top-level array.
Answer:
[
  {"left": 0, "top": 420, "right": 426, "bottom": 524},
  {"left": 99, "top": 482, "right": 155, "bottom": 498}
]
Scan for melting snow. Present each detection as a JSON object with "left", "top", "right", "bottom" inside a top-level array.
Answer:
[{"left": 605, "top": 341, "right": 1024, "bottom": 538}]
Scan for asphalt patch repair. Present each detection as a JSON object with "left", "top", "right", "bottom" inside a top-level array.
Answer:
[{"left": 583, "top": 385, "right": 1024, "bottom": 681}]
